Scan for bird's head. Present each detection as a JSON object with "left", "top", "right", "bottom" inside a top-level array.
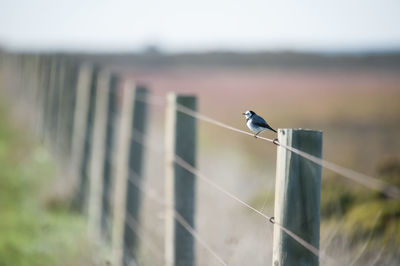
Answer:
[{"left": 242, "top": 110, "right": 255, "bottom": 119}]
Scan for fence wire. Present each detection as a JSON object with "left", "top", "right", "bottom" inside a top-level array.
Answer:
[
  {"left": 135, "top": 93, "right": 400, "bottom": 199},
  {"left": 127, "top": 169, "right": 229, "bottom": 266},
  {"left": 173, "top": 102, "right": 400, "bottom": 199},
  {"left": 129, "top": 127, "right": 334, "bottom": 264}
]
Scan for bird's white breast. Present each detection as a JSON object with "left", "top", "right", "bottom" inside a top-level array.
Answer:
[{"left": 247, "top": 119, "right": 264, "bottom": 133}]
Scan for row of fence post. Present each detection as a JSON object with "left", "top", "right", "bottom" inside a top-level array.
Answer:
[
  {"left": 0, "top": 52, "right": 322, "bottom": 266},
  {"left": 0, "top": 54, "right": 198, "bottom": 266}
]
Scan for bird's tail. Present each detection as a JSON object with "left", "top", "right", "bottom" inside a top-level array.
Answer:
[{"left": 266, "top": 125, "right": 277, "bottom": 133}]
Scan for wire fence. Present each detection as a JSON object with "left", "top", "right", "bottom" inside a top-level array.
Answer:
[{"left": 0, "top": 52, "right": 399, "bottom": 266}]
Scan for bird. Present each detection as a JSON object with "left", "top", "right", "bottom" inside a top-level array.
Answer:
[{"left": 242, "top": 110, "right": 277, "bottom": 137}]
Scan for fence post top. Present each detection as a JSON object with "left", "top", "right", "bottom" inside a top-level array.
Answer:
[
  {"left": 167, "top": 92, "right": 197, "bottom": 100},
  {"left": 277, "top": 128, "right": 323, "bottom": 134}
]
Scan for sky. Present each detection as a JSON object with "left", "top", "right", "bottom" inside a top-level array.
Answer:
[{"left": 0, "top": 0, "right": 399, "bottom": 53}]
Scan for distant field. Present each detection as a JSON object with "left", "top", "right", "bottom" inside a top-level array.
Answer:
[{"left": 124, "top": 67, "right": 400, "bottom": 171}]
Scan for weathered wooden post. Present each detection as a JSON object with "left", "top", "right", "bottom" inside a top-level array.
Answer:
[
  {"left": 88, "top": 69, "right": 111, "bottom": 240},
  {"left": 40, "top": 56, "right": 53, "bottom": 141},
  {"left": 63, "top": 62, "right": 79, "bottom": 158},
  {"left": 70, "top": 63, "right": 92, "bottom": 182},
  {"left": 54, "top": 59, "right": 78, "bottom": 158},
  {"left": 111, "top": 81, "right": 135, "bottom": 266},
  {"left": 101, "top": 74, "right": 119, "bottom": 238},
  {"left": 35, "top": 56, "right": 48, "bottom": 137},
  {"left": 165, "top": 93, "right": 197, "bottom": 266},
  {"left": 76, "top": 65, "right": 100, "bottom": 212},
  {"left": 50, "top": 57, "right": 62, "bottom": 145},
  {"left": 272, "top": 129, "right": 322, "bottom": 266},
  {"left": 24, "top": 55, "right": 40, "bottom": 130},
  {"left": 123, "top": 85, "right": 149, "bottom": 265},
  {"left": 55, "top": 59, "right": 68, "bottom": 156},
  {"left": 43, "top": 56, "right": 57, "bottom": 144}
]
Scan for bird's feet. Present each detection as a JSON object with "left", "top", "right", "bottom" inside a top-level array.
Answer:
[{"left": 273, "top": 138, "right": 279, "bottom": 145}]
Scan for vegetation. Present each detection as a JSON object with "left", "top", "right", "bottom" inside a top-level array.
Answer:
[
  {"left": 0, "top": 103, "right": 95, "bottom": 266},
  {"left": 322, "top": 156, "right": 400, "bottom": 246}
]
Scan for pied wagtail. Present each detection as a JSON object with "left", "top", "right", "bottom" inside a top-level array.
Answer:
[{"left": 242, "top": 110, "right": 277, "bottom": 138}]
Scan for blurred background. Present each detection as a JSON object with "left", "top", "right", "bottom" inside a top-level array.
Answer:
[{"left": 0, "top": 0, "right": 399, "bottom": 266}]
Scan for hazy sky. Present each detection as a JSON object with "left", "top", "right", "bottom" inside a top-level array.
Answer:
[{"left": 0, "top": 0, "right": 399, "bottom": 52}]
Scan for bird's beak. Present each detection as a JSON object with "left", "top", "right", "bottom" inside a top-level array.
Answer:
[{"left": 242, "top": 113, "right": 246, "bottom": 115}]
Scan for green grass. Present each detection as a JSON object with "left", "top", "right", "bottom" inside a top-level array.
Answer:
[{"left": 0, "top": 103, "right": 95, "bottom": 266}]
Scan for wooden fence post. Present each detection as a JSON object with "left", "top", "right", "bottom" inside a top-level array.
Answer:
[
  {"left": 40, "top": 56, "right": 53, "bottom": 141},
  {"left": 101, "top": 74, "right": 119, "bottom": 238},
  {"left": 70, "top": 64, "right": 92, "bottom": 183},
  {"left": 88, "top": 69, "right": 111, "bottom": 240},
  {"left": 111, "top": 81, "right": 136, "bottom": 266},
  {"left": 55, "top": 59, "right": 78, "bottom": 158},
  {"left": 63, "top": 62, "right": 79, "bottom": 158},
  {"left": 25, "top": 55, "right": 40, "bottom": 131},
  {"left": 50, "top": 57, "right": 62, "bottom": 145},
  {"left": 272, "top": 129, "right": 322, "bottom": 266},
  {"left": 123, "top": 85, "right": 149, "bottom": 265},
  {"left": 55, "top": 59, "right": 68, "bottom": 156},
  {"left": 35, "top": 56, "right": 48, "bottom": 138},
  {"left": 76, "top": 65, "right": 100, "bottom": 212},
  {"left": 43, "top": 56, "right": 57, "bottom": 144},
  {"left": 165, "top": 93, "right": 197, "bottom": 266}
]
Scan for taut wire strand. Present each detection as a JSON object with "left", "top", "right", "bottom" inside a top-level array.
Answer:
[
  {"left": 173, "top": 102, "right": 400, "bottom": 199},
  {"left": 278, "top": 143, "right": 400, "bottom": 199},
  {"left": 175, "top": 103, "right": 275, "bottom": 143},
  {"left": 126, "top": 170, "right": 229, "bottom": 266},
  {"left": 173, "top": 155, "right": 335, "bottom": 262},
  {"left": 129, "top": 126, "right": 333, "bottom": 263}
]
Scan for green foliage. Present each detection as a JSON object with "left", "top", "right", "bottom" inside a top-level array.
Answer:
[
  {"left": 320, "top": 182, "right": 356, "bottom": 218},
  {"left": 0, "top": 104, "right": 93, "bottom": 266},
  {"left": 321, "top": 157, "right": 400, "bottom": 248},
  {"left": 342, "top": 200, "right": 400, "bottom": 244}
]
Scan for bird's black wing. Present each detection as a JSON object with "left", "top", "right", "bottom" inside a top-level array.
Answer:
[{"left": 252, "top": 117, "right": 277, "bottom": 133}]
